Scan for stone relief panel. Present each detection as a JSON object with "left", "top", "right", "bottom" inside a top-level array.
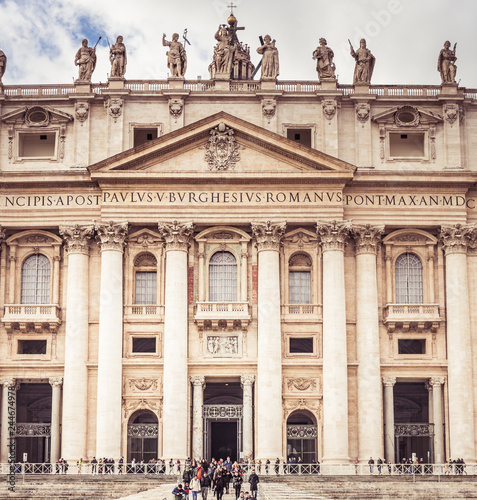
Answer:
[
  {"left": 128, "top": 378, "right": 159, "bottom": 392},
  {"left": 201, "top": 122, "right": 244, "bottom": 171},
  {"left": 203, "top": 331, "right": 242, "bottom": 357},
  {"left": 284, "top": 377, "right": 320, "bottom": 394}
]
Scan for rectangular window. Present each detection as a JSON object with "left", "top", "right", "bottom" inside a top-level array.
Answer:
[
  {"left": 289, "top": 337, "right": 313, "bottom": 354},
  {"left": 389, "top": 132, "right": 425, "bottom": 158},
  {"left": 132, "top": 337, "right": 156, "bottom": 353},
  {"left": 18, "top": 340, "right": 47, "bottom": 355},
  {"left": 135, "top": 271, "right": 157, "bottom": 305},
  {"left": 19, "top": 133, "right": 56, "bottom": 158},
  {"left": 289, "top": 271, "right": 311, "bottom": 304},
  {"left": 398, "top": 339, "right": 425, "bottom": 355},
  {"left": 287, "top": 128, "right": 312, "bottom": 148},
  {"left": 134, "top": 128, "right": 158, "bottom": 148}
]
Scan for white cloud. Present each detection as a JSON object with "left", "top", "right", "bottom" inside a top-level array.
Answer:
[{"left": 0, "top": 0, "right": 476, "bottom": 87}]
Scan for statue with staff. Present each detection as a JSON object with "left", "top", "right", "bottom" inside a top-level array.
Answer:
[
  {"left": 349, "top": 38, "right": 375, "bottom": 84},
  {"left": 75, "top": 37, "right": 100, "bottom": 82},
  {"left": 437, "top": 41, "right": 457, "bottom": 84}
]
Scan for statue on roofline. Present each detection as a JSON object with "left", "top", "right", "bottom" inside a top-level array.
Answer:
[
  {"left": 0, "top": 48, "right": 6, "bottom": 84},
  {"left": 162, "top": 33, "right": 187, "bottom": 77},
  {"left": 312, "top": 38, "right": 335, "bottom": 81},
  {"left": 349, "top": 38, "right": 375, "bottom": 84},
  {"left": 74, "top": 38, "right": 97, "bottom": 83},
  {"left": 256, "top": 35, "right": 279, "bottom": 80},
  {"left": 110, "top": 35, "right": 127, "bottom": 78},
  {"left": 437, "top": 40, "right": 457, "bottom": 84}
]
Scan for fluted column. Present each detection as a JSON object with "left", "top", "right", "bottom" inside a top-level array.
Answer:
[
  {"left": 158, "top": 221, "right": 194, "bottom": 459},
  {"left": 351, "top": 225, "right": 384, "bottom": 461},
  {"left": 241, "top": 243, "right": 248, "bottom": 302},
  {"left": 440, "top": 224, "right": 476, "bottom": 461},
  {"left": 95, "top": 221, "right": 128, "bottom": 458},
  {"left": 241, "top": 375, "right": 254, "bottom": 460},
  {"left": 382, "top": 376, "right": 396, "bottom": 465},
  {"left": 49, "top": 378, "right": 62, "bottom": 463},
  {"left": 251, "top": 221, "right": 286, "bottom": 460},
  {"left": 1, "top": 379, "right": 16, "bottom": 463},
  {"left": 430, "top": 377, "right": 445, "bottom": 463},
  {"left": 191, "top": 376, "right": 205, "bottom": 460},
  {"left": 59, "top": 225, "right": 93, "bottom": 460},
  {"left": 316, "top": 221, "right": 351, "bottom": 463},
  {"left": 8, "top": 245, "right": 17, "bottom": 304}
]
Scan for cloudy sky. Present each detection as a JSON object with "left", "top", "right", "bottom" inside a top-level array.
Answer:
[{"left": 0, "top": 0, "right": 475, "bottom": 87}]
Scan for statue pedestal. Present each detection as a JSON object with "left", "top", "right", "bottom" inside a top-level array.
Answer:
[
  {"left": 168, "top": 77, "right": 184, "bottom": 90},
  {"left": 320, "top": 78, "right": 337, "bottom": 91},
  {"left": 0, "top": 83, "right": 3, "bottom": 95},
  {"left": 74, "top": 82, "right": 92, "bottom": 94},
  {"left": 441, "top": 83, "right": 458, "bottom": 95},
  {"left": 354, "top": 83, "right": 370, "bottom": 95},
  {"left": 108, "top": 77, "right": 125, "bottom": 90},
  {"left": 214, "top": 79, "right": 230, "bottom": 91},
  {"left": 260, "top": 79, "right": 277, "bottom": 90}
]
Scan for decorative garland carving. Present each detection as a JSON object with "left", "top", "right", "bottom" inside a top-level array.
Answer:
[
  {"left": 287, "top": 378, "right": 317, "bottom": 391},
  {"left": 128, "top": 378, "right": 158, "bottom": 391},
  {"left": 355, "top": 103, "right": 370, "bottom": 123},
  {"left": 75, "top": 102, "right": 89, "bottom": 124}
]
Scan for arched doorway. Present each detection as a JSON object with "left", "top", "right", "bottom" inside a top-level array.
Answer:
[
  {"left": 127, "top": 410, "right": 158, "bottom": 463},
  {"left": 286, "top": 410, "right": 318, "bottom": 463}
]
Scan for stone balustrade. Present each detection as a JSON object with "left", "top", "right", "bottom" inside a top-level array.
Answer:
[
  {"left": 2, "top": 304, "right": 61, "bottom": 332},
  {"left": 383, "top": 303, "right": 441, "bottom": 332}
]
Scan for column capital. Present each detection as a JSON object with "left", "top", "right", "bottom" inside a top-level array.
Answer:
[
  {"left": 440, "top": 223, "right": 477, "bottom": 255},
  {"left": 351, "top": 224, "right": 385, "bottom": 255},
  {"left": 158, "top": 221, "right": 194, "bottom": 252},
  {"left": 95, "top": 221, "right": 128, "bottom": 252},
  {"left": 49, "top": 377, "right": 63, "bottom": 388},
  {"left": 251, "top": 221, "right": 286, "bottom": 252},
  {"left": 1, "top": 378, "right": 15, "bottom": 389},
  {"left": 60, "top": 224, "right": 94, "bottom": 255},
  {"left": 382, "top": 376, "right": 396, "bottom": 387},
  {"left": 316, "top": 220, "right": 352, "bottom": 252},
  {"left": 429, "top": 376, "right": 446, "bottom": 387},
  {"left": 190, "top": 375, "right": 205, "bottom": 388},
  {"left": 241, "top": 375, "right": 255, "bottom": 387}
]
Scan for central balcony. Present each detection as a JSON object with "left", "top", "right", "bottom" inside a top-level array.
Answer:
[
  {"left": 194, "top": 302, "right": 251, "bottom": 331},
  {"left": 281, "top": 304, "right": 322, "bottom": 322},
  {"left": 383, "top": 304, "right": 441, "bottom": 332},
  {"left": 2, "top": 304, "right": 61, "bottom": 333},
  {"left": 124, "top": 305, "right": 165, "bottom": 323}
]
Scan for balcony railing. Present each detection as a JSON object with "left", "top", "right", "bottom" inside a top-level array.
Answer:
[
  {"left": 2, "top": 304, "right": 61, "bottom": 332},
  {"left": 194, "top": 302, "right": 251, "bottom": 330},
  {"left": 124, "top": 305, "right": 164, "bottom": 322},
  {"left": 383, "top": 303, "right": 441, "bottom": 332},
  {"left": 281, "top": 304, "right": 322, "bottom": 321}
]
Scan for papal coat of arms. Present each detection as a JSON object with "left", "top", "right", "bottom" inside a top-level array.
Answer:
[{"left": 201, "top": 122, "right": 244, "bottom": 170}]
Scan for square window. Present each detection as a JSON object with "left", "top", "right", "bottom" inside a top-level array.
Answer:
[
  {"left": 398, "top": 339, "right": 425, "bottom": 355},
  {"left": 289, "top": 338, "right": 313, "bottom": 354},
  {"left": 389, "top": 132, "right": 425, "bottom": 158},
  {"left": 18, "top": 340, "right": 47, "bottom": 355},
  {"left": 287, "top": 129, "right": 311, "bottom": 148},
  {"left": 19, "top": 133, "right": 56, "bottom": 158},
  {"left": 134, "top": 128, "right": 158, "bottom": 148},
  {"left": 132, "top": 337, "right": 156, "bottom": 353}
]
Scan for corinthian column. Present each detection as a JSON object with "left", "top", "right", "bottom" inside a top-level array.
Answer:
[
  {"left": 191, "top": 376, "right": 205, "bottom": 460},
  {"left": 158, "top": 221, "right": 194, "bottom": 459},
  {"left": 351, "top": 224, "right": 384, "bottom": 462},
  {"left": 440, "top": 224, "right": 476, "bottom": 461},
  {"left": 49, "top": 377, "right": 63, "bottom": 463},
  {"left": 59, "top": 224, "right": 94, "bottom": 461},
  {"left": 241, "top": 375, "right": 255, "bottom": 460},
  {"left": 382, "top": 376, "right": 396, "bottom": 465},
  {"left": 251, "top": 221, "right": 286, "bottom": 460},
  {"left": 429, "top": 377, "right": 445, "bottom": 463},
  {"left": 316, "top": 220, "right": 351, "bottom": 463},
  {"left": 95, "top": 221, "right": 128, "bottom": 458}
]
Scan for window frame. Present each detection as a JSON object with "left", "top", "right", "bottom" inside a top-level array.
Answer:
[
  {"left": 394, "top": 252, "right": 424, "bottom": 304},
  {"left": 20, "top": 253, "right": 52, "bottom": 305},
  {"left": 386, "top": 128, "right": 429, "bottom": 162},
  {"left": 206, "top": 248, "right": 240, "bottom": 303}
]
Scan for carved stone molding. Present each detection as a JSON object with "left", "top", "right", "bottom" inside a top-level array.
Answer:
[
  {"left": 322, "top": 99, "right": 337, "bottom": 120},
  {"left": 59, "top": 224, "right": 94, "bottom": 255},
  {"left": 190, "top": 375, "right": 206, "bottom": 388},
  {"left": 128, "top": 378, "right": 158, "bottom": 391},
  {"left": 283, "top": 398, "right": 322, "bottom": 420},
  {"left": 240, "top": 375, "right": 255, "bottom": 387},
  {"left": 158, "top": 221, "right": 194, "bottom": 252},
  {"left": 440, "top": 223, "right": 477, "bottom": 255},
  {"left": 444, "top": 103, "right": 459, "bottom": 124},
  {"left": 286, "top": 378, "right": 317, "bottom": 392},
  {"left": 261, "top": 99, "right": 276, "bottom": 122},
  {"left": 429, "top": 377, "right": 445, "bottom": 387},
  {"left": 394, "top": 423, "right": 434, "bottom": 437},
  {"left": 355, "top": 103, "right": 370, "bottom": 123},
  {"left": 49, "top": 377, "right": 63, "bottom": 388},
  {"left": 106, "top": 97, "right": 123, "bottom": 122},
  {"left": 1, "top": 378, "right": 15, "bottom": 389},
  {"left": 0, "top": 225, "right": 5, "bottom": 243},
  {"left": 382, "top": 376, "right": 396, "bottom": 387},
  {"left": 122, "top": 398, "right": 162, "bottom": 419},
  {"left": 316, "top": 220, "right": 352, "bottom": 252},
  {"left": 169, "top": 99, "right": 183, "bottom": 119},
  {"left": 75, "top": 102, "right": 89, "bottom": 124},
  {"left": 201, "top": 122, "right": 244, "bottom": 171},
  {"left": 351, "top": 224, "right": 385, "bottom": 255},
  {"left": 95, "top": 221, "right": 128, "bottom": 252},
  {"left": 251, "top": 221, "right": 286, "bottom": 252}
]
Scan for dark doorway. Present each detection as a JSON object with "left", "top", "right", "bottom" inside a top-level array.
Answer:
[
  {"left": 127, "top": 410, "right": 158, "bottom": 463},
  {"left": 210, "top": 422, "right": 237, "bottom": 462}
]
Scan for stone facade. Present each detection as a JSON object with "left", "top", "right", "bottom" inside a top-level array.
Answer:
[{"left": 0, "top": 66, "right": 477, "bottom": 465}]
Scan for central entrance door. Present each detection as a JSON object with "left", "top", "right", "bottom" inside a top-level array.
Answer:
[{"left": 210, "top": 421, "right": 238, "bottom": 462}]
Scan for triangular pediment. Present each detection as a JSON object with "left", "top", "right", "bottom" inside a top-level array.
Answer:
[
  {"left": 88, "top": 112, "right": 355, "bottom": 181},
  {"left": 2, "top": 105, "right": 73, "bottom": 125},
  {"left": 372, "top": 105, "right": 443, "bottom": 126}
]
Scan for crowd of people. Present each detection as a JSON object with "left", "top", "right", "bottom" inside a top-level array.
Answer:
[
  {"left": 172, "top": 457, "right": 259, "bottom": 500},
  {"left": 366, "top": 456, "right": 467, "bottom": 475}
]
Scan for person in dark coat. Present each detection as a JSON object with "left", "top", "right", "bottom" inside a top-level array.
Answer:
[
  {"left": 200, "top": 471, "right": 212, "bottom": 500},
  {"left": 214, "top": 471, "right": 225, "bottom": 500},
  {"left": 232, "top": 471, "right": 243, "bottom": 499},
  {"left": 248, "top": 469, "right": 259, "bottom": 499}
]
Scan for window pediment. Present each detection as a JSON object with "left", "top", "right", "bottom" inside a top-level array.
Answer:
[
  {"left": 372, "top": 105, "right": 443, "bottom": 127},
  {"left": 2, "top": 105, "right": 74, "bottom": 126}
]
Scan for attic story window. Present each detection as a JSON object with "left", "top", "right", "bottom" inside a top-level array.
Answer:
[
  {"left": 389, "top": 132, "right": 425, "bottom": 158},
  {"left": 287, "top": 128, "right": 311, "bottom": 148},
  {"left": 18, "top": 132, "right": 56, "bottom": 158}
]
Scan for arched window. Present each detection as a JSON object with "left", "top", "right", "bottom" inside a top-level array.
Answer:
[
  {"left": 209, "top": 251, "right": 237, "bottom": 302},
  {"left": 134, "top": 253, "right": 157, "bottom": 305},
  {"left": 395, "top": 253, "right": 423, "bottom": 303},
  {"left": 21, "top": 254, "right": 50, "bottom": 304},
  {"left": 289, "top": 253, "right": 312, "bottom": 304}
]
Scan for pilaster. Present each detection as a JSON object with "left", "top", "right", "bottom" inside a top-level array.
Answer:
[
  {"left": 429, "top": 377, "right": 446, "bottom": 463},
  {"left": 382, "top": 376, "right": 396, "bottom": 465},
  {"left": 241, "top": 375, "right": 255, "bottom": 460},
  {"left": 49, "top": 377, "right": 63, "bottom": 463},
  {"left": 191, "top": 376, "right": 205, "bottom": 460}
]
